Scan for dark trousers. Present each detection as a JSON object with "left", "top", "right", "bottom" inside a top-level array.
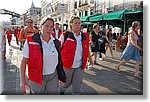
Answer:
[{"left": 99, "top": 42, "right": 106, "bottom": 58}]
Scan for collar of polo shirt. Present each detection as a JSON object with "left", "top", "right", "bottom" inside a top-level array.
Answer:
[{"left": 40, "top": 34, "right": 55, "bottom": 42}]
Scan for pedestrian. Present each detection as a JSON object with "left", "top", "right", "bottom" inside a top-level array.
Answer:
[
  {"left": 59, "top": 16, "right": 93, "bottom": 95},
  {"left": 14, "top": 27, "right": 19, "bottom": 45},
  {"left": 122, "top": 32, "right": 128, "bottom": 50},
  {"left": 5, "top": 28, "right": 12, "bottom": 46},
  {"left": 0, "top": 25, "right": 6, "bottom": 59},
  {"left": 116, "top": 33, "right": 122, "bottom": 49},
  {"left": 116, "top": 21, "right": 141, "bottom": 77},
  {"left": 105, "top": 28, "right": 113, "bottom": 58},
  {"left": 18, "top": 18, "right": 38, "bottom": 50},
  {"left": 53, "top": 23, "right": 62, "bottom": 39},
  {"left": 98, "top": 27, "right": 106, "bottom": 60},
  {"left": 90, "top": 23, "right": 100, "bottom": 64},
  {"left": 20, "top": 17, "right": 66, "bottom": 95}
]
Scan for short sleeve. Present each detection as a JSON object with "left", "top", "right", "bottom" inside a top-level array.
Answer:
[{"left": 58, "top": 34, "right": 64, "bottom": 46}]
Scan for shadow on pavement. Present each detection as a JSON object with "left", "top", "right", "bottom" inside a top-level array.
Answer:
[
  {"left": 1, "top": 58, "right": 143, "bottom": 95},
  {"left": 0, "top": 58, "right": 23, "bottom": 95},
  {"left": 102, "top": 58, "right": 137, "bottom": 69},
  {"left": 83, "top": 65, "right": 143, "bottom": 95}
]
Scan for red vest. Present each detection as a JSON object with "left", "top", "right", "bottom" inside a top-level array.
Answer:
[
  {"left": 52, "top": 29, "right": 62, "bottom": 39},
  {"left": 27, "top": 36, "right": 43, "bottom": 84},
  {"left": 27, "top": 34, "right": 66, "bottom": 84},
  {"left": 61, "top": 32, "right": 89, "bottom": 70}
]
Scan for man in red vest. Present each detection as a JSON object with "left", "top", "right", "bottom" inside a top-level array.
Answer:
[
  {"left": 5, "top": 28, "right": 12, "bottom": 46},
  {"left": 14, "top": 27, "right": 19, "bottom": 45},
  {"left": 53, "top": 23, "right": 62, "bottom": 39},
  {"left": 59, "top": 16, "right": 93, "bottom": 95}
]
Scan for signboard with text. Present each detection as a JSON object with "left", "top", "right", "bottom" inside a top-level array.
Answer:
[{"left": 57, "top": 3, "right": 68, "bottom": 13}]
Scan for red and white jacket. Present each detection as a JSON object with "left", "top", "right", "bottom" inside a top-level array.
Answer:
[
  {"left": 60, "top": 31, "right": 89, "bottom": 70},
  {"left": 52, "top": 28, "right": 62, "bottom": 39},
  {"left": 27, "top": 33, "right": 66, "bottom": 84}
]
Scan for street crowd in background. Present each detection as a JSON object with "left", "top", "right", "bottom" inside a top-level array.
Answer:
[{"left": 0, "top": 16, "right": 143, "bottom": 95}]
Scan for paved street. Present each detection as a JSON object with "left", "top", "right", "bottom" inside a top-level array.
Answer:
[{"left": 0, "top": 35, "right": 143, "bottom": 95}]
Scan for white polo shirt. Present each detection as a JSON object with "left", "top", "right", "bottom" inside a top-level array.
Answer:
[
  {"left": 55, "top": 29, "right": 59, "bottom": 39},
  {"left": 23, "top": 35, "right": 58, "bottom": 75},
  {"left": 72, "top": 32, "right": 83, "bottom": 68}
]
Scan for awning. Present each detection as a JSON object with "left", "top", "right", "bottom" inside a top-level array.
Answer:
[
  {"left": 80, "top": 16, "right": 90, "bottom": 22},
  {"left": 89, "top": 14, "right": 103, "bottom": 22},
  {"left": 89, "top": 9, "right": 129, "bottom": 22},
  {"left": 102, "top": 9, "right": 129, "bottom": 20},
  {"left": 80, "top": 13, "right": 101, "bottom": 22},
  {"left": 124, "top": 9, "right": 143, "bottom": 20},
  {"left": 81, "top": 22, "right": 94, "bottom": 25},
  {"left": 125, "top": 9, "right": 143, "bottom": 14}
]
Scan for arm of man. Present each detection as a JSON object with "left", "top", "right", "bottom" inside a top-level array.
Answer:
[
  {"left": 18, "top": 28, "right": 24, "bottom": 42},
  {"left": 20, "top": 57, "right": 28, "bottom": 93}
]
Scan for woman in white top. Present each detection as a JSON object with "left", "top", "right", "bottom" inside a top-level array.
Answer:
[
  {"left": 20, "top": 17, "right": 66, "bottom": 94},
  {"left": 59, "top": 16, "right": 93, "bottom": 95},
  {"left": 116, "top": 21, "right": 141, "bottom": 77}
]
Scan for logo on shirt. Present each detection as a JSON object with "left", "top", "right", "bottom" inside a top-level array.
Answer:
[
  {"left": 66, "top": 38, "right": 75, "bottom": 42},
  {"left": 29, "top": 42, "right": 40, "bottom": 45}
]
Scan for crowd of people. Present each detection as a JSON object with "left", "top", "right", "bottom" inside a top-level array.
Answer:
[{"left": 0, "top": 16, "right": 142, "bottom": 95}]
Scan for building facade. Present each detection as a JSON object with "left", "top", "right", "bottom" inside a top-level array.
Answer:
[
  {"left": 18, "top": 13, "right": 27, "bottom": 26},
  {"left": 18, "top": 1, "right": 41, "bottom": 26},
  {"left": 41, "top": 0, "right": 73, "bottom": 28},
  {"left": 26, "top": 1, "right": 41, "bottom": 25},
  {"left": 41, "top": 0, "right": 143, "bottom": 26}
]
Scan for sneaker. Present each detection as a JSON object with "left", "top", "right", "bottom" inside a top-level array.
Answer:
[
  {"left": 60, "top": 91, "right": 64, "bottom": 95},
  {"left": 94, "top": 61, "right": 99, "bottom": 65},
  {"left": 59, "top": 87, "right": 65, "bottom": 95},
  {"left": 99, "top": 58, "right": 103, "bottom": 61},
  {"left": 87, "top": 65, "right": 92, "bottom": 70},
  {"left": 19, "top": 47, "right": 22, "bottom": 51}
]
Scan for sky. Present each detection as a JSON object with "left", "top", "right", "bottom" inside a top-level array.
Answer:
[{"left": 0, "top": 0, "right": 41, "bottom": 22}]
